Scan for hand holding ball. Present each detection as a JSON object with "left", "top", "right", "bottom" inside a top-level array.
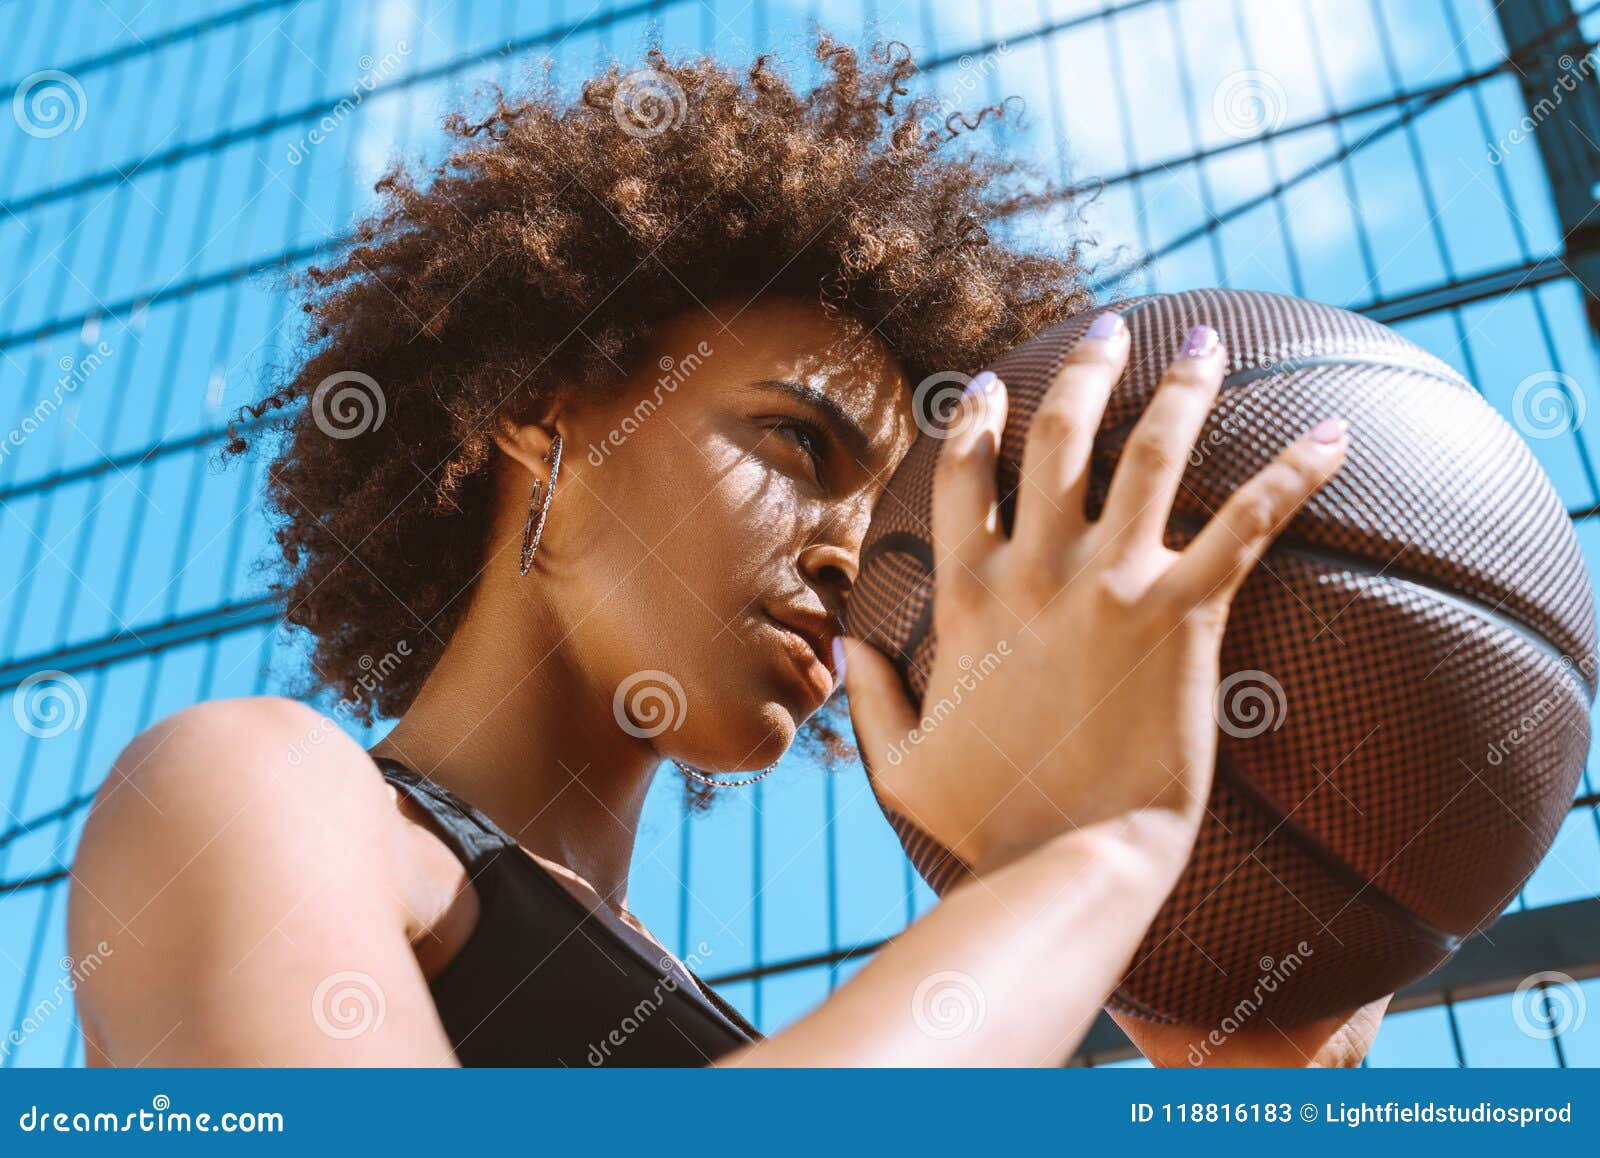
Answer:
[{"left": 845, "top": 289, "right": 1595, "bottom": 1026}]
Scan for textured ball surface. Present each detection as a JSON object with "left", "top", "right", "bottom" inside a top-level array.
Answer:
[{"left": 845, "top": 288, "right": 1596, "bottom": 1027}]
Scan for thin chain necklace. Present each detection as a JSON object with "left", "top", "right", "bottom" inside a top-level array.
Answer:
[{"left": 674, "top": 762, "right": 776, "bottom": 789}]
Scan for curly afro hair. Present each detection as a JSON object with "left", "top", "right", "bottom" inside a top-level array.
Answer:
[{"left": 231, "top": 35, "right": 1093, "bottom": 729}]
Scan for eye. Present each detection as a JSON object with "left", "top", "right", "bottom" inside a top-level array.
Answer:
[{"left": 771, "top": 418, "right": 827, "bottom": 480}]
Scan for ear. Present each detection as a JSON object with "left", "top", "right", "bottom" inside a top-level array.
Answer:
[{"left": 492, "top": 413, "right": 559, "bottom": 476}]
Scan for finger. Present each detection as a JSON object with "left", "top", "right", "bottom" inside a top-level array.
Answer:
[
  {"left": 1099, "top": 324, "right": 1225, "bottom": 551},
  {"left": 833, "top": 636, "right": 918, "bottom": 785},
  {"left": 1014, "top": 311, "right": 1129, "bottom": 549},
  {"left": 1163, "top": 418, "right": 1349, "bottom": 608},
  {"left": 930, "top": 372, "right": 1009, "bottom": 584}
]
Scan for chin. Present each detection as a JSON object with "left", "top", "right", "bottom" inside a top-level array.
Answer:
[{"left": 674, "top": 699, "right": 796, "bottom": 773}]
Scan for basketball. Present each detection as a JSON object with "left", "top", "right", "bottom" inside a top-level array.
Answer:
[{"left": 845, "top": 288, "right": 1597, "bottom": 1026}]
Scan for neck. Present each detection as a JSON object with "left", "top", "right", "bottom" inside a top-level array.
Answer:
[{"left": 371, "top": 584, "right": 659, "bottom": 911}]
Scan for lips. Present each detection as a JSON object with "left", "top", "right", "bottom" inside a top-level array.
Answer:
[
  {"left": 763, "top": 609, "right": 837, "bottom": 697},
  {"left": 768, "top": 614, "right": 833, "bottom": 674}
]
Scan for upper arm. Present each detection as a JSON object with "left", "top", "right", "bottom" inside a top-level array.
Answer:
[{"left": 68, "top": 696, "right": 458, "bottom": 1066}]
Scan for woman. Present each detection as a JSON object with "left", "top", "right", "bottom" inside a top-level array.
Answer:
[{"left": 67, "top": 40, "right": 1385, "bottom": 1066}]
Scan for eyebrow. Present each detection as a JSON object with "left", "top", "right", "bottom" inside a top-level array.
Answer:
[{"left": 751, "top": 377, "right": 878, "bottom": 467}]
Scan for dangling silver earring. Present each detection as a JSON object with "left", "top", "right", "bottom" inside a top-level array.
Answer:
[
  {"left": 674, "top": 761, "right": 776, "bottom": 789},
  {"left": 519, "top": 433, "right": 563, "bottom": 576}
]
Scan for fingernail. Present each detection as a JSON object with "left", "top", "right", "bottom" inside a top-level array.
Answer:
[
  {"left": 1180, "top": 324, "right": 1219, "bottom": 359},
  {"left": 1307, "top": 417, "right": 1348, "bottom": 444},
  {"left": 1086, "top": 311, "right": 1125, "bottom": 341},
  {"left": 830, "top": 637, "right": 849, "bottom": 682},
  {"left": 964, "top": 370, "right": 997, "bottom": 397}
]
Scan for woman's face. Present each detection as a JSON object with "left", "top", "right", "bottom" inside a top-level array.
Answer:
[{"left": 535, "top": 296, "right": 918, "bottom": 772}]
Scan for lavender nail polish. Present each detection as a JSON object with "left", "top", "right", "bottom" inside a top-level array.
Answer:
[
  {"left": 830, "top": 637, "right": 849, "bottom": 682},
  {"left": 1180, "top": 324, "right": 1219, "bottom": 359},
  {"left": 1086, "top": 311, "right": 1125, "bottom": 341},
  {"left": 964, "top": 370, "right": 997, "bottom": 396},
  {"left": 1307, "top": 417, "right": 1348, "bottom": 444}
]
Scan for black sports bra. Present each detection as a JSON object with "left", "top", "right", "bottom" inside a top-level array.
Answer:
[{"left": 373, "top": 757, "right": 760, "bottom": 1066}]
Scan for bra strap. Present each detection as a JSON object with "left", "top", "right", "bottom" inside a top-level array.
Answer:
[{"left": 371, "top": 756, "right": 518, "bottom": 870}]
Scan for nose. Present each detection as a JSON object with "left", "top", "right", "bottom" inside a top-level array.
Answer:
[
  {"left": 798, "top": 540, "right": 856, "bottom": 607},
  {"left": 796, "top": 502, "right": 871, "bottom": 615}
]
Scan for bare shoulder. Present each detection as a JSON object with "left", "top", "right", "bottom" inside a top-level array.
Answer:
[
  {"left": 64, "top": 696, "right": 466, "bottom": 1063},
  {"left": 74, "top": 696, "right": 401, "bottom": 882},
  {"left": 67, "top": 696, "right": 439, "bottom": 1062}
]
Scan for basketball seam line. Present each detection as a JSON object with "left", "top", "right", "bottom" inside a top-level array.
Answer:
[
  {"left": 1260, "top": 537, "right": 1594, "bottom": 698},
  {"left": 1214, "top": 751, "right": 1463, "bottom": 955},
  {"left": 1219, "top": 353, "right": 1468, "bottom": 392},
  {"left": 1066, "top": 355, "right": 1469, "bottom": 455}
]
